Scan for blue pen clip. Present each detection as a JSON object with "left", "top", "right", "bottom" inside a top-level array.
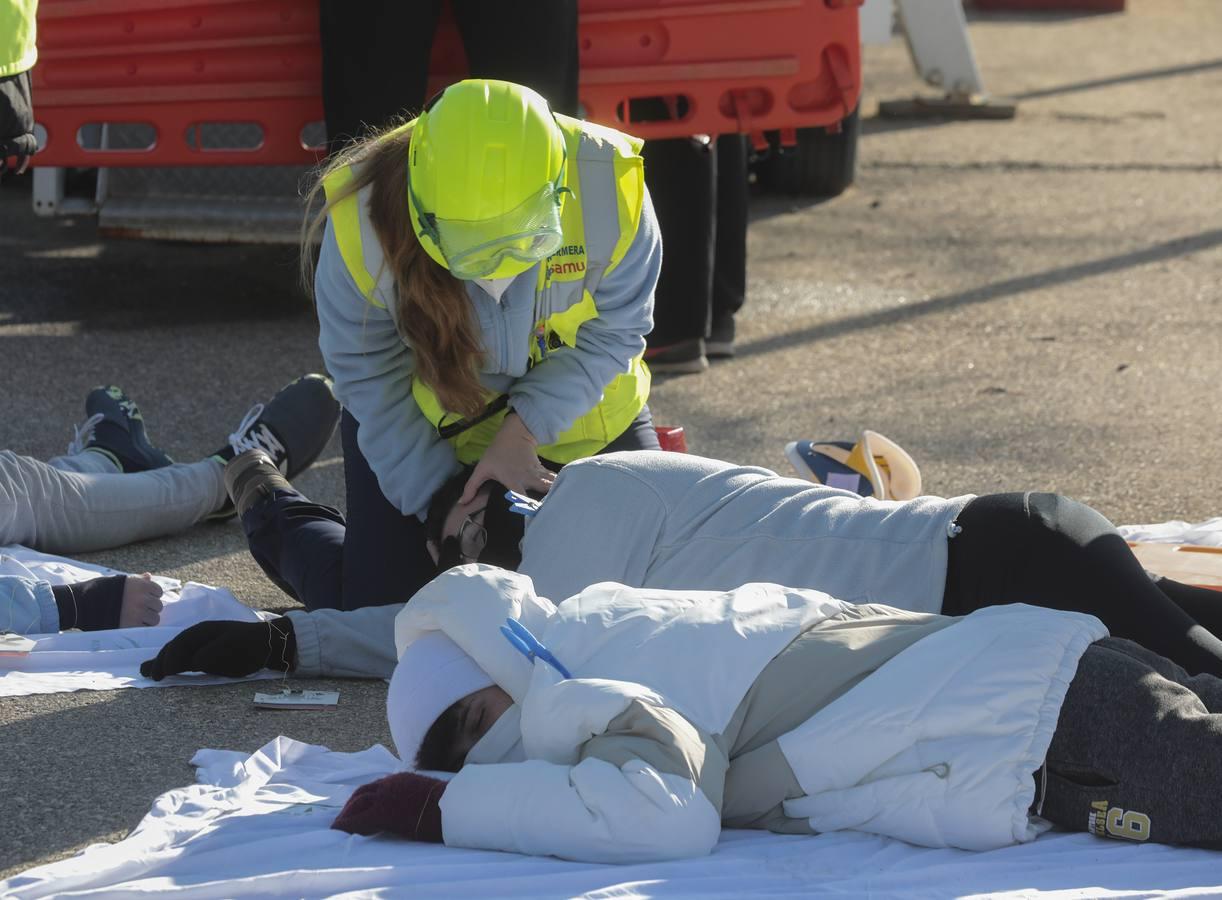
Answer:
[
  {"left": 499, "top": 618, "right": 572, "bottom": 679},
  {"left": 504, "top": 490, "right": 541, "bottom": 519}
]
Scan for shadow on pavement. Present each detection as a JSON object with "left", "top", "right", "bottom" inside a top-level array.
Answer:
[
  {"left": 734, "top": 227, "right": 1222, "bottom": 360},
  {"left": 1013, "top": 57, "right": 1222, "bottom": 101}
]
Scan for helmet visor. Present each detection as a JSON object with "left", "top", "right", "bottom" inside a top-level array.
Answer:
[
  {"left": 413, "top": 180, "right": 566, "bottom": 280},
  {"left": 436, "top": 183, "right": 565, "bottom": 280}
]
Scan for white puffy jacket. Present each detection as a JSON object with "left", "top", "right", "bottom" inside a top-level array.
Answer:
[{"left": 394, "top": 565, "right": 1107, "bottom": 863}]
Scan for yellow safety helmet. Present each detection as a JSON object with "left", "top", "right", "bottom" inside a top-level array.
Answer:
[{"left": 407, "top": 79, "right": 569, "bottom": 280}]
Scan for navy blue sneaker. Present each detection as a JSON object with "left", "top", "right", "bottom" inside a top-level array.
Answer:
[
  {"left": 214, "top": 374, "right": 339, "bottom": 479},
  {"left": 69, "top": 386, "right": 174, "bottom": 473},
  {"left": 205, "top": 375, "right": 339, "bottom": 521}
]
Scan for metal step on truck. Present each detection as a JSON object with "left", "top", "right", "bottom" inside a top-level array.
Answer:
[{"left": 25, "top": 0, "right": 863, "bottom": 243}]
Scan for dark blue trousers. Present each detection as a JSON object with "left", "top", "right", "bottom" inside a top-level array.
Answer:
[{"left": 242, "top": 407, "right": 660, "bottom": 611}]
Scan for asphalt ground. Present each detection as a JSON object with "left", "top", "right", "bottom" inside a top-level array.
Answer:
[{"left": 1, "top": 0, "right": 1220, "bottom": 880}]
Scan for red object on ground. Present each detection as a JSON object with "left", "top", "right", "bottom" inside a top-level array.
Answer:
[
  {"left": 972, "top": 0, "right": 1124, "bottom": 11},
  {"left": 30, "top": 0, "right": 862, "bottom": 168},
  {"left": 654, "top": 425, "right": 689, "bottom": 453}
]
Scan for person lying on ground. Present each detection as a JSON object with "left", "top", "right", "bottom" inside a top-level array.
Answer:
[
  {"left": 330, "top": 565, "right": 1222, "bottom": 860},
  {"left": 0, "top": 375, "right": 340, "bottom": 558},
  {"left": 0, "top": 556, "right": 164, "bottom": 632},
  {"left": 141, "top": 449, "right": 1222, "bottom": 682}
]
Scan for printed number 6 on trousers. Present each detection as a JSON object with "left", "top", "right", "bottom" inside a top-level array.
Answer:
[{"left": 1107, "top": 808, "right": 1151, "bottom": 841}]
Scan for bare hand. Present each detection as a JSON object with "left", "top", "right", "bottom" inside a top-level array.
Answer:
[
  {"left": 119, "top": 573, "right": 164, "bottom": 628},
  {"left": 460, "top": 413, "right": 555, "bottom": 503}
]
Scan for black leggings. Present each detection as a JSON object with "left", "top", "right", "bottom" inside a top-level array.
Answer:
[{"left": 943, "top": 492, "right": 1222, "bottom": 676}]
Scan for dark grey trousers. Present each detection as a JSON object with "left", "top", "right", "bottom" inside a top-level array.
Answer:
[{"left": 1042, "top": 637, "right": 1222, "bottom": 849}]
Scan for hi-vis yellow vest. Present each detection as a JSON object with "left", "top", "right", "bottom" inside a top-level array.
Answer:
[
  {"left": 322, "top": 115, "right": 651, "bottom": 465},
  {"left": 1, "top": 0, "right": 38, "bottom": 78}
]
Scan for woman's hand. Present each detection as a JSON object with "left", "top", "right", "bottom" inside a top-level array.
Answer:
[{"left": 460, "top": 412, "right": 555, "bottom": 503}]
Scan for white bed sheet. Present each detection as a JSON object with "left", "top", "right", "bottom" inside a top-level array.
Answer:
[
  {"left": 4, "top": 735, "right": 1220, "bottom": 899},
  {"left": 0, "top": 545, "right": 280, "bottom": 696}
]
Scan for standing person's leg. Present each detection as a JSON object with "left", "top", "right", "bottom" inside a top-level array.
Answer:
[
  {"left": 453, "top": 0, "right": 578, "bottom": 116},
  {"left": 1040, "top": 637, "right": 1222, "bottom": 849},
  {"left": 319, "top": 0, "right": 444, "bottom": 155},
  {"left": 0, "top": 450, "right": 227, "bottom": 554},
  {"left": 340, "top": 411, "right": 439, "bottom": 609},
  {"left": 707, "top": 134, "right": 748, "bottom": 359},
  {"left": 639, "top": 132, "right": 716, "bottom": 373},
  {"left": 941, "top": 492, "right": 1222, "bottom": 676}
]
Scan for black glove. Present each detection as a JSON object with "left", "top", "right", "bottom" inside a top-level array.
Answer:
[
  {"left": 140, "top": 618, "right": 297, "bottom": 681},
  {"left": 0, "top": 70, "right": 36, "bottom": 177}
]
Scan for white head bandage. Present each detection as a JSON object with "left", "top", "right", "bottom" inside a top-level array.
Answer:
[{"left": 386, "top": 632, "right": 494, "bottom": 768}]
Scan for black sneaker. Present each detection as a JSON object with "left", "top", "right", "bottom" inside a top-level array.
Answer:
[
  {"left": 224, "top": 449, "right": 294, "bottom": 518},
  {"left": 215, "top": 374, "right": 340, "bottom": 479},
  {"left": 643, "top": 338, "right": 709, "bottom": 375},
  {"left": 69, "top": 386, "right": 174, "bottom": 473}
]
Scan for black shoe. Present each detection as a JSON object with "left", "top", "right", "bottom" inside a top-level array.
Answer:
[
  {"left": 69, "top": 386, "right": 174, "bottom": 473},
  {"left": 224, "top": 449, "right": 294, "bottom": 519},
  {"left": 215, "top": 374, "right": 340, "bottom": 479},
  {"left": 643, "top": 338, "right": 709, "bottom": 375},
  {"left": 706, "top": 314, "right": 736, "bottom": 359}
]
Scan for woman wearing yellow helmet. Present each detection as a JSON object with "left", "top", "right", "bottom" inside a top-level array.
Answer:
[{"left": 300, "top": 79, "right": 660, "bottom": 604}]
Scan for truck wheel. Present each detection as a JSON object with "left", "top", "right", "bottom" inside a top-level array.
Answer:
[{"left": 757, "top": 104, "right": 860, "bottom": 198}]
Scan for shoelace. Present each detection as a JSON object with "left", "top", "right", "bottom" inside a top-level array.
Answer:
[
  {"left": 228, "top": 404, "right": 287, "bottom": 468},
  {"left": 67, "top": 413, "right": 105, "bottom": 455}
]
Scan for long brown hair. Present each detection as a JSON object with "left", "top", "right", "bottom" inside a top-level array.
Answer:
[{"left": 300, "top": 121, "right": 487, "bottom": 417}]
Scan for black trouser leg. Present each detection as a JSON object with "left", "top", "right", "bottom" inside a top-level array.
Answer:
[
  {"left": 320, "top": 0, "right": 577, "bottom": 156},
  {"left": 240, "top": 488, "right": 347, "bottom": 611},
  {"left": 452, "top": 0, "right": 578, "bottom": 115},
  {"left": 340, "top": 410, "right": 438, "bottom": 608},
  {"left": 942, "top": 492, "right": 1222, "bottom": 676},
  {"left": 640, "top": 135, "right": 716, "bottom": 346},
  {"left": 319, "top": 0, "right": 444, "bottom": 154},
  {"left": 711, "top": 134, "right": 748, "bottom": 329},
  {"left": 1043, "top": 637, "right": 1222, "bottom": 849}
]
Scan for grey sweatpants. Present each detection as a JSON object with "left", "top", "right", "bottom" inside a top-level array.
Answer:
[
  {"left": 0, "top": 449, "right": 227, "bottom": 554},
  {"left": 1042, "top": 636, "right": 1222, "bottom": 849}
]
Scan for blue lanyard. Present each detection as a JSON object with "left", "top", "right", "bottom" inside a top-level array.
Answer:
[{"left": 500, "top": 618, "right": 572, "bottom": 679}]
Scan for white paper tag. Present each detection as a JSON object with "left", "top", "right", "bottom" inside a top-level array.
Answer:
[
  {"left": 826, "top": 472, "right": 863, "bottom": 493},
  {"left": 253, "top": 689, "right": 340, "bottom": 710},
  {"left": 0, "top": 633, "right": 36, "bottom": 657}
]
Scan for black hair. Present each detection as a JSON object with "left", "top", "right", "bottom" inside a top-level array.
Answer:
[
  {"left": 424, "top": 467, "right": 527, "bottom": 574},
  {"left": 426, "top": 467, "right": 476, "bottom": 545},
  {"left": 415, "top": 697, "right": 467, "bottom": 773}
]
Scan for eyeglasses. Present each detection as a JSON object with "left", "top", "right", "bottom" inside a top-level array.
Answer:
[{"left": 457, "top": 506, "right": 488, "bottom": 560}]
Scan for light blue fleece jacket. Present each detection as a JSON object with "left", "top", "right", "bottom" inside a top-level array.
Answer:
[
  {"left": 287, "top": 452, "right": 975, "bottom": 679},
  {"left": 0, "top": 557, "right": 61, "bottom": 634},
  {"left": 314, "top": 186, "right": 661, "bottom": 520}
]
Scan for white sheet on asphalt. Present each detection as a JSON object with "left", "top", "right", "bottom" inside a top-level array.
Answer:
[
  {"left": 4, "top": 735, "right": 1221, "bottom": 899},
  {"left": 0, "top": 545, "right": 280, "bottom": 696},
  {"left": 5, "top": 519, "right": 1222, "bottom": 897},
  {"left": 1119, "top": 516, "right": 1222, "bottom": 547}
]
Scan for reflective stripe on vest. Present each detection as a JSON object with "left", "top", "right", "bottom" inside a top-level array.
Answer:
[
  {"left": 322, "top": 116, "right": 651, "bottom": 465},
  {"left": 0, "top": 0, "right": 38, "bottom": 78}
]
